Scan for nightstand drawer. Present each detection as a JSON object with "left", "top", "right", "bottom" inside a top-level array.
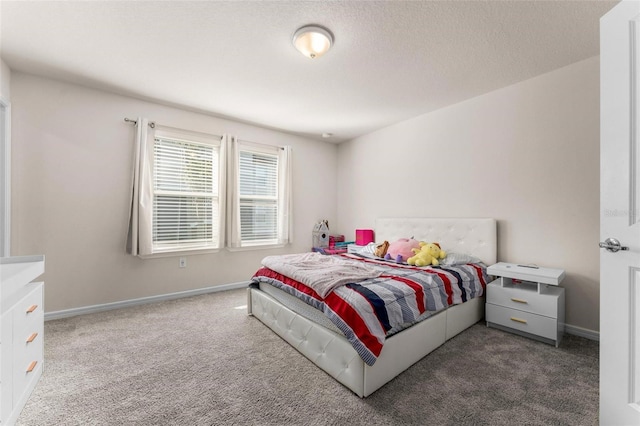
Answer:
[
  {"left": 486, "top": 304, "right": 557, "bottom": 341},
  {"left": 487, "top": 281, "right": 560, "bottom": 318}
]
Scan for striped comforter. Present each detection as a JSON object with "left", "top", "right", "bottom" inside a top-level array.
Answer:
[{"left": 251, "top": 253, "right": 488, "bottom": 366}]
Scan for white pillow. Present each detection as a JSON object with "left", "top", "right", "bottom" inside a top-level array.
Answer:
[
  {"left": 355, "top": 242, "right": 379, "bottom": 256},
  {"left": 440, "top": 252, "right": 483, "bottom": 266}
]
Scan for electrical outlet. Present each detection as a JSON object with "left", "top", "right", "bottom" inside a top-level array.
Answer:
[{"left": 179, "top": 257, "right": 187, "bottom": 268}]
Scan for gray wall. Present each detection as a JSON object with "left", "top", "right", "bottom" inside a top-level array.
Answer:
[
  {"left": 0, "top": 60, "right": 10, "bottom": 100},
  {"left": 10, "top": 73, "right": 338, "bottom": 312},
  {"left": 336, "top": 57, "right": 600, "bottom": 334}
]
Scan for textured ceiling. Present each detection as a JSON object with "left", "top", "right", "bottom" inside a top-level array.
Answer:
[{"left": 0, "top": 1, "right": 618, "bottom": 143}]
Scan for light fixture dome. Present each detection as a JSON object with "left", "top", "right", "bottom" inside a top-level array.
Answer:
[{"left": 293, "top": 25, "right": 334, "bottom": 59}]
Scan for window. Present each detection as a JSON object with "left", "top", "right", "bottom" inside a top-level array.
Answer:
[
  {"left": 239, "top": 150, "right": 278, "bottom": 243},
  {"left": 127, "top": 120, "right": 290, "bottom": 256},
  {"left": 228, "top": 139, "right": 291, "bottom": 248},
  {"left": 150, "top": 128, "right": 223, "bottom": 253}
]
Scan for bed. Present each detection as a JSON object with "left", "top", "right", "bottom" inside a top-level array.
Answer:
[{"left": 247, "top": 217, "right": 497, "bottom": 397}]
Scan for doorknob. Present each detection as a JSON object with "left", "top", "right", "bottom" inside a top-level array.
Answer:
[{"left": 599, "top": 237, "right": 629, "bottom": 253}]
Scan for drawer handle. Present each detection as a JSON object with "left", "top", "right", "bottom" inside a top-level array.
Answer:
[
  {"left": 510, "top": 317, "right": 528, "bottom": 324},
  {"left": 26, "top": 361, "right": 37, "bottom": 373},
  {"left": 26, "top": 304, "right": 38, "bottom": 314},
  {"left": 511, "top": 298, "right": 528, "bottom": 304},
  {"left": 26, "top": 333, "right": 38, "bottom": 343}
]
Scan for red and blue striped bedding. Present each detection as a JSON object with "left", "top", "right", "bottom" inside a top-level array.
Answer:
[{"left": 252, "top": 253, "right": 488, "bottom": 366}]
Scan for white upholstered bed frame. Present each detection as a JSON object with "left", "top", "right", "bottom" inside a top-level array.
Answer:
[{"left": 247, "top": 218, "right": 497, "bottom": 397}]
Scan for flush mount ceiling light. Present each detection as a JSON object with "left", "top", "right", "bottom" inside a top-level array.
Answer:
[{"left": 292, "top": 25, "right": 334, "bottom": 59}]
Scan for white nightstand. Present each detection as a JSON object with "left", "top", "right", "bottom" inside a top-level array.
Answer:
[{"left": 485, "top": 262, "right": 565, "bottom": 347}]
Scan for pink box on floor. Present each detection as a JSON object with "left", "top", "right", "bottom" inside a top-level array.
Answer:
[{"left": 355, "top": 229, "right": 374, "bottom": 245}]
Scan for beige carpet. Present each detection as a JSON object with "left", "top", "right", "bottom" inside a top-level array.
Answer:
[{"left": 17, "top": 288, "right": 598, "bottom": 425}]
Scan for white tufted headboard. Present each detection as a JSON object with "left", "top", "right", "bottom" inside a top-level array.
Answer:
[{"left": 374, "top": 218, "right": 497, "bottom": 265}]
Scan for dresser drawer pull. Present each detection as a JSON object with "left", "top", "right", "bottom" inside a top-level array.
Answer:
[
  {"left": 510, "top": 317, "right": 528, "bottom": 324},
  {"left": 26, "top": 361, "right": 37, "bottom": 373},
  {"left": 26, "top": 304, "right": 38, "bottom": 314},
  {"left": 511, "top": 298, "right": 528, "bottom": 304},
  {"left": 26, "top": 332, "right": 38, "bottom": 343}
]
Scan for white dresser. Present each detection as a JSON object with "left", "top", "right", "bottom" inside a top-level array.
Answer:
[
  {"left": 0, "top": 255, "right": 44, "bottom": 425},
  {"left": 485, "top": 262, "right": 565, "bottom": 347}
]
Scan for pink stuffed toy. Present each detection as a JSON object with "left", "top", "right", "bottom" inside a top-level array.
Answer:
[{"left": 385, "top": 238, "right": 420, "bottom": 263}]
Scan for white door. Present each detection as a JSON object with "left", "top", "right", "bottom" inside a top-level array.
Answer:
[{"left": 601, "top": 1, "right": 640, "bottom": 424}]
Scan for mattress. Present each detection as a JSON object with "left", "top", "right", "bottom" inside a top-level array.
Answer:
[
  {"left": 255, "top": 280, "right": 435, "bottom": 337},
  {"left": 256, "top": 281, "right": 342, "bottom": 334}
]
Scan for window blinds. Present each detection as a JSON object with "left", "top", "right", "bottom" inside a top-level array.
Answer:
[
  {"left": 152, "top": 132, "right": 221, "bottom": 252},
  {"left": 238, "top": 150, "right": 278, "bottom": 243}
]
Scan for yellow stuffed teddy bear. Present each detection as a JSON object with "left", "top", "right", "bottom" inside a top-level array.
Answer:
[{"left": 407, "top": 242, "right": 447, "bottom": 266}]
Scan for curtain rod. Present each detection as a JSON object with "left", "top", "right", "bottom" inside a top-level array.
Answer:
[{"left": 124, "top": 117, "right": 155, "bottom": 128}]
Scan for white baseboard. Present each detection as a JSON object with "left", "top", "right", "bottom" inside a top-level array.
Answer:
[
  {"left": 44, "top": 281, "right": 250, "bottom": 321},
  {"left": 565, "top": 323, "right": 599, "bottom": 341},
  {"left": 45, "top": 286, "right": 602, "bottom": 343}
]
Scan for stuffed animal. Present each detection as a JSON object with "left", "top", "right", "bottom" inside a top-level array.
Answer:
[
  {"left": 384, "top": 238, "right": 420, "bottom": 263},
  {"left": 407, "top": 242, "right": 447, "bottom": 266},
  {"left": 374, "top": 241, "right": 390, "bottom": 258}
]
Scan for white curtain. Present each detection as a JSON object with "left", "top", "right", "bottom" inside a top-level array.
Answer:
[
  {"left": 277, "top": 146, "right": 293, "bottom": 244},
  {"left": 126, "top": 118, "right": 153, "bottom": 256},
  {"left": 226, "top": 136, "right": 241, "bottom": 248},
  {"left": 217, "top": 135, "right": 228, "bottom": 248}
]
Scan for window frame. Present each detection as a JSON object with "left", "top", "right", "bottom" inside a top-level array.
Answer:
[
  {"left": 148, "top": 127, "right": 225, "bottom": 256},
  {"left": 227, "top": 139, "right": 291, "bottom": 250}
]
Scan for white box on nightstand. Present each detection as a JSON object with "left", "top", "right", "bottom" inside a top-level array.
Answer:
[
  {"left": 485, "top": 262, "right": 565, "bottom": 347},
  {"left": 347, "top": 244, "right": 366, "bottom": 254}
]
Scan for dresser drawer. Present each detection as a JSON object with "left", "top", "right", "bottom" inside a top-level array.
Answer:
[
  {"left": 12, "top": 351, "right": 42, "bottom": 410},
  {"left": 12, "top": 313, "right": 43, "bottom": 370},
  {"left": 12, "top": 283, "right": 44, "bottom": 333},
  {"left": 486, "top": 303, "right": 558, "bottom": 341},
  {"left": 487, "top": 282, "right": 560, "bottom": 318},
  {"left": 11, "top": 284, "right": 44, "bottom": 404}
]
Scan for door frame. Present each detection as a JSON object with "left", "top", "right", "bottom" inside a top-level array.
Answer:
[{"left": 1, "top": 96, "right": 11, "bottom": 258}]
